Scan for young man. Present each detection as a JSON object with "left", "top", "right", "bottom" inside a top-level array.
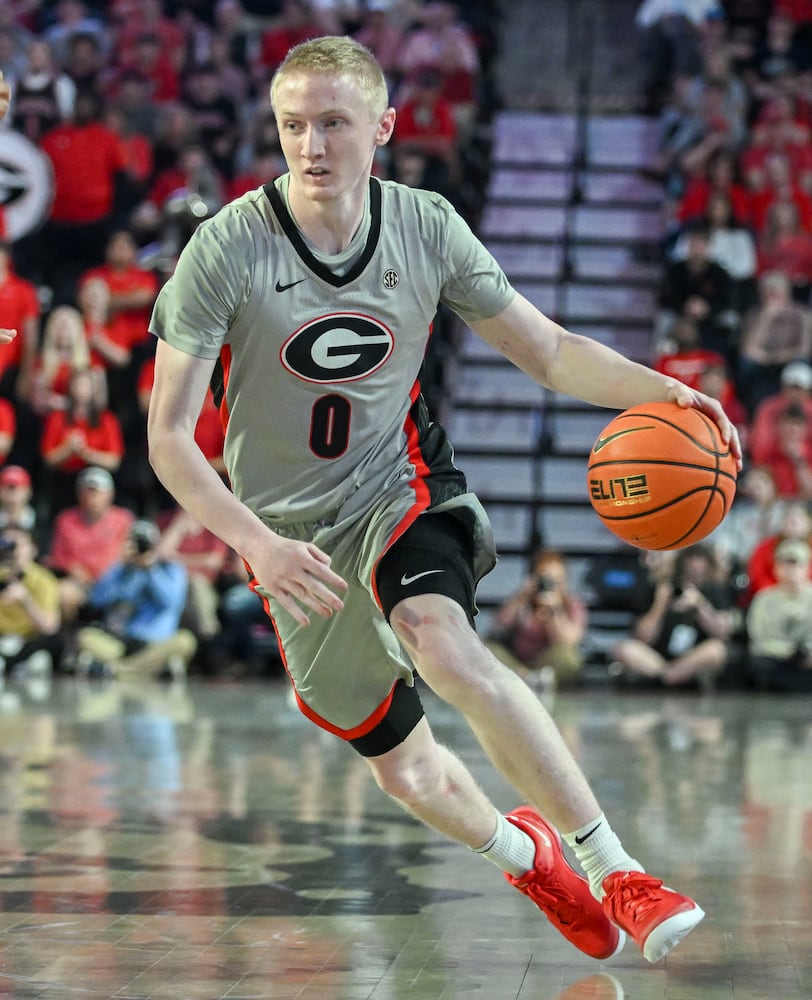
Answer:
[{"left": 147, "top": 37, "right": 741, "bottom": 964}]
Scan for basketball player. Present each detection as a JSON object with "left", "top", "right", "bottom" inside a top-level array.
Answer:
[{"left": 148, "top": 37, "right": 741, "bottom": 963}]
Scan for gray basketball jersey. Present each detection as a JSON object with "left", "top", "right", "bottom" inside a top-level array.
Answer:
[{"left": 150, "top": 176, "right": 514, "bottom": 525}]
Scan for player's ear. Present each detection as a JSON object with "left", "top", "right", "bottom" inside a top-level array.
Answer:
[{"left": 375, "top": 108, "right": 396, "bottom": 146}]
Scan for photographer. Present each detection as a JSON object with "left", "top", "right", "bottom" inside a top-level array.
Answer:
[
  {"left": 75, "top": 519, "right": 197, "bottom": 681},
  {"left": 610, "top": 544, "right": 739, "bottom": 688},
  {"left": 0, "top": 524, "right": 61, "bottom": 677},
  {"left": 747, "top": 538, "right": 812, "bottom": 692},
  {"left": 486, "top": 550, "right": 587, "bottom": 688}
]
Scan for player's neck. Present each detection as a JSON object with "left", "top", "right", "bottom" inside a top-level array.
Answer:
[{"left": 287, "top": 185, "right": 368, "bottom": 256}]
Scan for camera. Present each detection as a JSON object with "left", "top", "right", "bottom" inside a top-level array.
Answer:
[
  {"left": 130, "top": 520, "right": 158, "bottom": 555},
  {"left": 536, "top": 575, "right": 556, "bottom": 594},
  {"left": 0, "top": 536, "right": 20, "bottom": 590}
]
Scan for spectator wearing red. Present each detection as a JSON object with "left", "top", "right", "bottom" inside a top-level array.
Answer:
[
  {"left": 116, "top": 31, "right": 180, "bottom": 104},
  {"left": 752, "top": 402, "right": 812, "bottom": 499},
  {"left": 746, "top": 500, "right": 812, "bottom": 599},
  {"left": 0, "top": 398, "right": 16, "bottom": 465},
  {"left": 255, "top": 1, "right": 328, "bottom": 83},
  {"left": 397, "top": 1, "right": 480, "bottom": 134},
  {"left": 79, "top": 230, "right": 158, "bottom": 361},
  {"left": 45, "top": 464, "right": 134, "bottom": 623},
  {"left": 113, "top": 0, "right": 187, "bottom": 74},
  {"left": 757, "top": 199, "right": 812, "bottom": 299},
  {"left": 40, "top": 367, "right": 125, "bottom": 515},
  {"left": 393, "top": 68, "right": 459, "bottom": 191},
  {"left": 39, "top": 90, "right": 130, "bottom": 305},
  {"left": 28, "top": 305, "right": 103, "bottom": 418},
  {"left": 0, "top": 242, "right": 40, "bottom": 405},
  {"left": 745, "top": 149, "right": 812, "bottom": 235},
  {"left": 750, "top": 360, "right": 812, "bottom": 465},
  {"left": 653, "top": 314, "right": 727, "bottom": 388},
  {"left": 677, "top": 147, "right": 750, "bottom": 227}
]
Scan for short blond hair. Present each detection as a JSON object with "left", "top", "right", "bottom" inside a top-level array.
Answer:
[{"left": 270, "top": 35, "right": 389, "bottom": 118}]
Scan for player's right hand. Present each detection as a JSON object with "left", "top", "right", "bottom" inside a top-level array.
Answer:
[
  {"left": 0, "top": 329, "right": 17, "bottom": 345},
  {"left": 254, "top": 533, "right": 347, "bottom": 627}
]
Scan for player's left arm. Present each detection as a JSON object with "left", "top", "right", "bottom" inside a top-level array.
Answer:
[{"left": 471, "top": 291, "right": 742, "bottom": 465}]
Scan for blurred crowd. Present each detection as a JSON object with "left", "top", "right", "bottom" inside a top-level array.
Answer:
[
  {"left": 488, "top": 1, "right": 812, "bottom": 697},
  {"left": 0, "top": 0, "right": 500, "bottom": 682}
]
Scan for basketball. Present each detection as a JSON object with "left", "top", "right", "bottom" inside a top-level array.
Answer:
[{"left": 587, "top": 401, "right": 738, "bottom": 550}]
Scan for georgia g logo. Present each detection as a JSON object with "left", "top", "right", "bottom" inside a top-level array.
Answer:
[{"left": 280, "top": 312, "right": 394, "bottom": 384}]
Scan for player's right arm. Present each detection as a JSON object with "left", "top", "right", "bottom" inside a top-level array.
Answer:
[{"left": 147, "top": 339, "right": 346, "bottom": 625}]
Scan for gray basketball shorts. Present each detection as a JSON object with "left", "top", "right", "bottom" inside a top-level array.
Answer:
[{"left": 256, "top": 491, "right": 496, "bottom": 757}]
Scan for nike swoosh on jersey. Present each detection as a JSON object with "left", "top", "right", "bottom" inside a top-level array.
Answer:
[
  {"left": 275, "top": 278, "right": 307, "bottom": 292},
  {"left": 400, "top": 569, "right": 444, "bottom": 586},
  {"left": 592, "top": 426, "right": 652, "bottom": 453}
]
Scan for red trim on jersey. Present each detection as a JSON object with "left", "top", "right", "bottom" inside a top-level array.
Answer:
[
  {"left": 370, "top": 376, "right": 432, "bottom": 612},
  {"left": 218, "top": 344, "right": 233, "bottom": 431},
  {"left": 247, "top": 570, "right": 400, "bottom": 740}
]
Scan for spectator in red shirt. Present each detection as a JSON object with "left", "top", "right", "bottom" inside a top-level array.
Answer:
[
  {"left": 746, "top": 500, "right": 812, "bottom": 600},
  {"left": 0, "top": 242, "right": 40, "bottom": 405},
  {"left": 0, "top": 398, "right": 16, "bottom": 466},
  {"left": 28, "top": 304, "right": 103, "bottom": 418},
  {"left": 653, "top": 314, "right": 727, "bottom": 388},
  {"left": 40, "top": 367, "right": 125, "bottom": 516},
  {"left": 676, "top": 147, "right": 751, "bottom": 228},
  {"left": 45, "top": 464, "right": 134, "bottom": 624},
  {"left": 117, "top": 31, "right": 180, "bottom": 104},
  {"left": 754, "top": 402, "right": 812, "bottom": 499},
  {"left": 757, "top": 199, "right": 812, "bottom": 301},
  {"left": 254, "top": 0, "right": 328, "bottom": 85},
  {"left": 79, "top": 230, "right": 158, "bottom": 360},
  {"left": 750, "top": 360, "right": 812, "bottom": 465},
  {"left": 392, "top": 69, "right": 459, "bottom": 194},
  {"left": 39, "top": 90, "right": 130, "bottom": 304}
]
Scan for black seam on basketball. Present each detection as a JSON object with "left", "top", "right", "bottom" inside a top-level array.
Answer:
[
  {"left": 606, "top": 411, "right": 725, "bottom": 457},
  {"left": 588, "top": 458, "right": 736, "bottom": 475},
  {"left": 596, "top": 484, "right": 732, "bottom": 522}
]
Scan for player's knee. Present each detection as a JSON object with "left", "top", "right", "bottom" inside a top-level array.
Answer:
[{"left": 367, "top": 745, "right": 445, "bottom": 806}]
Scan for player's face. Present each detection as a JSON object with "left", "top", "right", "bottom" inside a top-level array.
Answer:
[{"left": 274, "top": 71, "right": 394, "bottom": 205}]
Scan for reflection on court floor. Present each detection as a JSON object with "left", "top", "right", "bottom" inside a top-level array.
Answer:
[{"left": 0, "top": 676, "right": 808, "bottom": 999}]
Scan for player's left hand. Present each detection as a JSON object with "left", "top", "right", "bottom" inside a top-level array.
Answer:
[{"left": 666, "top": 384, "right": 743, "bottom": 469}]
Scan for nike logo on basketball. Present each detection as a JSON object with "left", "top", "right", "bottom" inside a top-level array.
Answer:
[
  {"left": 574, "top": 822, "right": 602, "bottom": 845},
  {"left": 592, "top": 426, "right": 652, "bottom": 453},
  {"left": 275, "top": 278, "right": 307, "bottom": 292},
  {"left": 400, "top": 569, "right": 444, "bottom": 586}
]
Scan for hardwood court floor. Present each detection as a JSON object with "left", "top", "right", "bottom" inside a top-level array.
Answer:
[{"left": 0, "top": 673, "right": 809, "bottom": 999}]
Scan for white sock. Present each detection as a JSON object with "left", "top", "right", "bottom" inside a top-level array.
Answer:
[
  {"left": 563, "top": 813, "right": 643, "bottom": 897},
  {"left": 473, "top": 811, "right": 537, "bottom": 877}
]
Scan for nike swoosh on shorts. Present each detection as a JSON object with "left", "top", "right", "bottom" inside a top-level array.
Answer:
[{"left": 400, "top": 569, "right": 444, "bottom": 586}]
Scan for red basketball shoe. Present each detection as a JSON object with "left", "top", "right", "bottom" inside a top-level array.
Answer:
[
  {"left": 601, "top": 870, "right": 704, "bottom": 962},
  {"left": 504, "top": 807, "right": 626, "bottom": 960}
]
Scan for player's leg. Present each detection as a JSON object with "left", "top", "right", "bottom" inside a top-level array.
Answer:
[
  {"left": 389, "top": 593, "right": 704, "bottom": 962},
  {"left": 362, "top": 700, "right": 624, "bottom": 961}
]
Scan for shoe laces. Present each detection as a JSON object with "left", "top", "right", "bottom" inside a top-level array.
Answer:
[
  {"left": 606, "top": 872, "right": 665, "bottom": 924},
  {"left": 520, "top": 870, "right": 595, "bottom": 930}
]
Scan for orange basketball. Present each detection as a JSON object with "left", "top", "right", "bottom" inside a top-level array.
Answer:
[{"left": 586, "top": 401, "right": 738, "bottom": 550}]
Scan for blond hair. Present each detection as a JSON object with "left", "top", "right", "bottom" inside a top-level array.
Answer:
[
  {"left": 40, "top": 306, "right": 90, "bottom": 381},
  {"left": 270, "top": 35, "right": 389, "bottom": 118}
]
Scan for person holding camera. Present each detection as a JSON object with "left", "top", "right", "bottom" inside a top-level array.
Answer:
[
  {"left": 610, "top": 544, "right": 738, "bottom": 688},
  {"left": 746, "top": 538, "right": 812, "bottom": 692},
  {"left": 0, "top": 524, "right": 61, "bottom": 678},
  {"left": 486, "top": 550, "right": 588, "bottom": 688},
  {"left": 74, "top": 519, "right": 197, "bottom": 681}
]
